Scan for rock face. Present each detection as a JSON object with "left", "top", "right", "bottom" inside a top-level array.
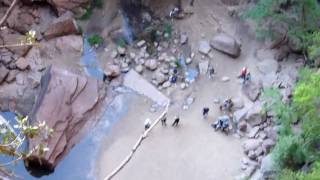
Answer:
[
  {"left": 27, "top": 67, "right": 106, "bottom": 172},
  {"left": 210, "top": 33, "right": 241, "bottom": 58}
]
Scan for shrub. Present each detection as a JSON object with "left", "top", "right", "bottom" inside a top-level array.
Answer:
[
  {"left": 88, "top": 34, "right": 103, "bottom": 46},
  {"left": 308, "top": 32, "right": 320, "bottom": 66},
  {"left": 272, "top": 135, "right": 307, "bottom": 170},
  {"left": 262, "top": 88, "right": 294, "bottom": 135},
  {"left": 278, "top": 161, "right": 320, "bottom": 180}
]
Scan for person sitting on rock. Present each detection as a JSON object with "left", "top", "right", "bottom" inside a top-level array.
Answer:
[
  {"left": 219, "top": 98, "right": 233, "bottom": 112},
  {"left": 203, "top": 107, "right": 210, "bottom": 119}
]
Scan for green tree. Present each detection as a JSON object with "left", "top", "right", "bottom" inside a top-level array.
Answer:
[{"left": 242, "top": 0, "right": 320, "bottom": 54}]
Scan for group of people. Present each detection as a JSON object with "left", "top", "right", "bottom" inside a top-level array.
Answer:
[
  {"left": 144, "top": 115, "right": 180, "bottom": 131},
  {"left": 145, "top": 67, "right": 251, "bottom": 133},
  {"left": 202, "top": 97, "right": 234, "bottom": 134}
]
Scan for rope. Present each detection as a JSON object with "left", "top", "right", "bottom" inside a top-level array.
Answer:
[{"left": 103, "top": 102, "right": 170, "bottom": 180}]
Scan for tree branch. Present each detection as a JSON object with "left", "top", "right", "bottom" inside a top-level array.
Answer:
[{"left": 0, "top": 0, "right": 19, "bottom": 27}]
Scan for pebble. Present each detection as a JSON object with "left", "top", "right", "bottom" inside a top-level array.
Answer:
[
  {"left": 137, "top": 40, "right": 146, "bottom": 47},
  {"left": 111, "top": 50, "right": 118, "bottom": 59},
  {"left": 221, "top": 76, "right": 230, "bottom": 82},
  {"left": 186, "top": 57, "right": 192, "bottom": 64}
]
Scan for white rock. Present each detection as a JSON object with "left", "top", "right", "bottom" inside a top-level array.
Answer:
[
  {"left": 174, "top": 39, "right": 179, "bottom": 44},
  {"left": 162, "top": 81, "right": 171, "bottom": 88},
  {"left": 129, "top": 52, "right": 136, "bottom": 59},
  {"left": 180, "top": 83, "right": 187, "bottom": 89},
  {"left": 191, "top": 52, "right": 195, "bottom": 58},
  {"left": 198, "top": 41, "right": 211, "bottom": 55},
  {"left": 221, "top": 76, "right": 230, "bottom": 82},
  {"left": 117, "top": 46, "right": 126, "bottom": 55},
  {"left": 111, "top": 50, "right": 118, "bottom": 59},
  {"left": 137, "top": 40, "right": 146, "bottom": 47},
  {"left": 186, "top": 57, "right": 192, "bottom": 64},
  {"left": 135, "top": 65, "right": 144, "bottom": 74},
  {"left": 145, "top": 59, "right": 158, "bottom": 71}
]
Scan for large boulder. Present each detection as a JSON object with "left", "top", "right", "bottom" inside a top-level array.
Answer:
[
  {"left": 6, "top": 5, "right": 37, "bottom": 33},
  {"left": 26, "top": 67, "right": 106, "bottom": 172},
  {"left": 44, "top": 19, "right": 79, "bottom": 40},
  {"left": 257, "top": 59, "right": 279, "bottom": 75},
  {"left": 210, "top": 33, "right": 241, "bottom": 58},
  {"left": 243, "top": 139, "right": 262, "bottom": 154}
]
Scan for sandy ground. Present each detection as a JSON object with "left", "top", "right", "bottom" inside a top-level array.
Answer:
[{"left": 94, "top": 0, "right": 265, "bottom": 179}]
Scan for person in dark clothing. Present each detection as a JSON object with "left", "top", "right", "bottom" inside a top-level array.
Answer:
[
  {"left": 202, "top": 107, "right": 209, "bottom": 119},
  {"left": 171, "top": 75, "right": 177, "bottom": 83},
  {"left": 161, "top": 116, "right": 167, "bottom": 126},
  {"left": 208, "top": 65, "right": 215, "bottom": 79},
  {"left": 172, "top": 116, "right": 180, "bottom": 127}
]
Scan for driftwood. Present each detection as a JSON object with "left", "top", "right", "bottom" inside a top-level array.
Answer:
[
  {"left": 0, "top": 0, "right": 19, "bottom": 27},
  {"left": 104, "top": 102, "right": 170, "bottom": 180}
]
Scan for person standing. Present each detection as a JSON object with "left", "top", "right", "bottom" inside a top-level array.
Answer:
[
  {"left": 144, "top": 118, "right": 151, "bottom": 130},
  {"left": 172, "top": 116, "right": 180, "bottom": 127},
  {"left": 161, "top": 116, "right": 167, "bottom": 126},
  {"left": 203, "top": 107, "right": 210, "bottom": 119}
]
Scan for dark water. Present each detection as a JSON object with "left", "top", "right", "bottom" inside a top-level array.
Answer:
[
  {"left": 80, "top": 37, "right": 105, "bottom": 81},
  {"left": 0, "top": 92, "right": 133, "bottom": 180}
]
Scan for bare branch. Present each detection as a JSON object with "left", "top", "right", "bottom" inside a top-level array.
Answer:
[
  {"left": 104, "top": 102, "right": 170, "bottom": 180},
  {"left": 0, "top": 0, "right": 19, "bottom": 27}
]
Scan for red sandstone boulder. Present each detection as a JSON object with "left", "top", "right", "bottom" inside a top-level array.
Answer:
[
  {"left": 44, "top": 19, "right": 79, "bottom": 40},
  {"left": 27, "top": 67, "right": 106, "bottom": 171}
]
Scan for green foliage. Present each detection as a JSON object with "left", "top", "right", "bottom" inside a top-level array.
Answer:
[
  {"left": 262, "top": 88, "right": 294, "bottom": 135},
  {"left": 308, "top": 32, "right": 320, "bottom": 65},
  {"left": 174, "top": 59, "right": 181, "bottom": 69},
  {"left": 242, "top": 0, "right": 320, "bottom": 51},
  {"left": 293, "top": 69, "right": 320, "bottom": 153},
  {"left": 163, "top": 22, "right": 172, "bottom": 38},
  {"left": 117, "top": 37, "right": 127, "bottom": 48},
  {"left": 272, "top": 135, "right": 307, "bottom": 170},
  {"left": 88, "top": 34, "right": 103, "bottom": 46},
  {"left": 279, "top": 161, "right": 320, "bottom": 180},
  {"left": 265, "top": 69, "right": 320, "bottom": 177}
]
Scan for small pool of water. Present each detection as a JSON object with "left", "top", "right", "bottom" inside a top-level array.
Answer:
[{"left": 0, "top": 91, "right": 134, "bottom": 179}]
